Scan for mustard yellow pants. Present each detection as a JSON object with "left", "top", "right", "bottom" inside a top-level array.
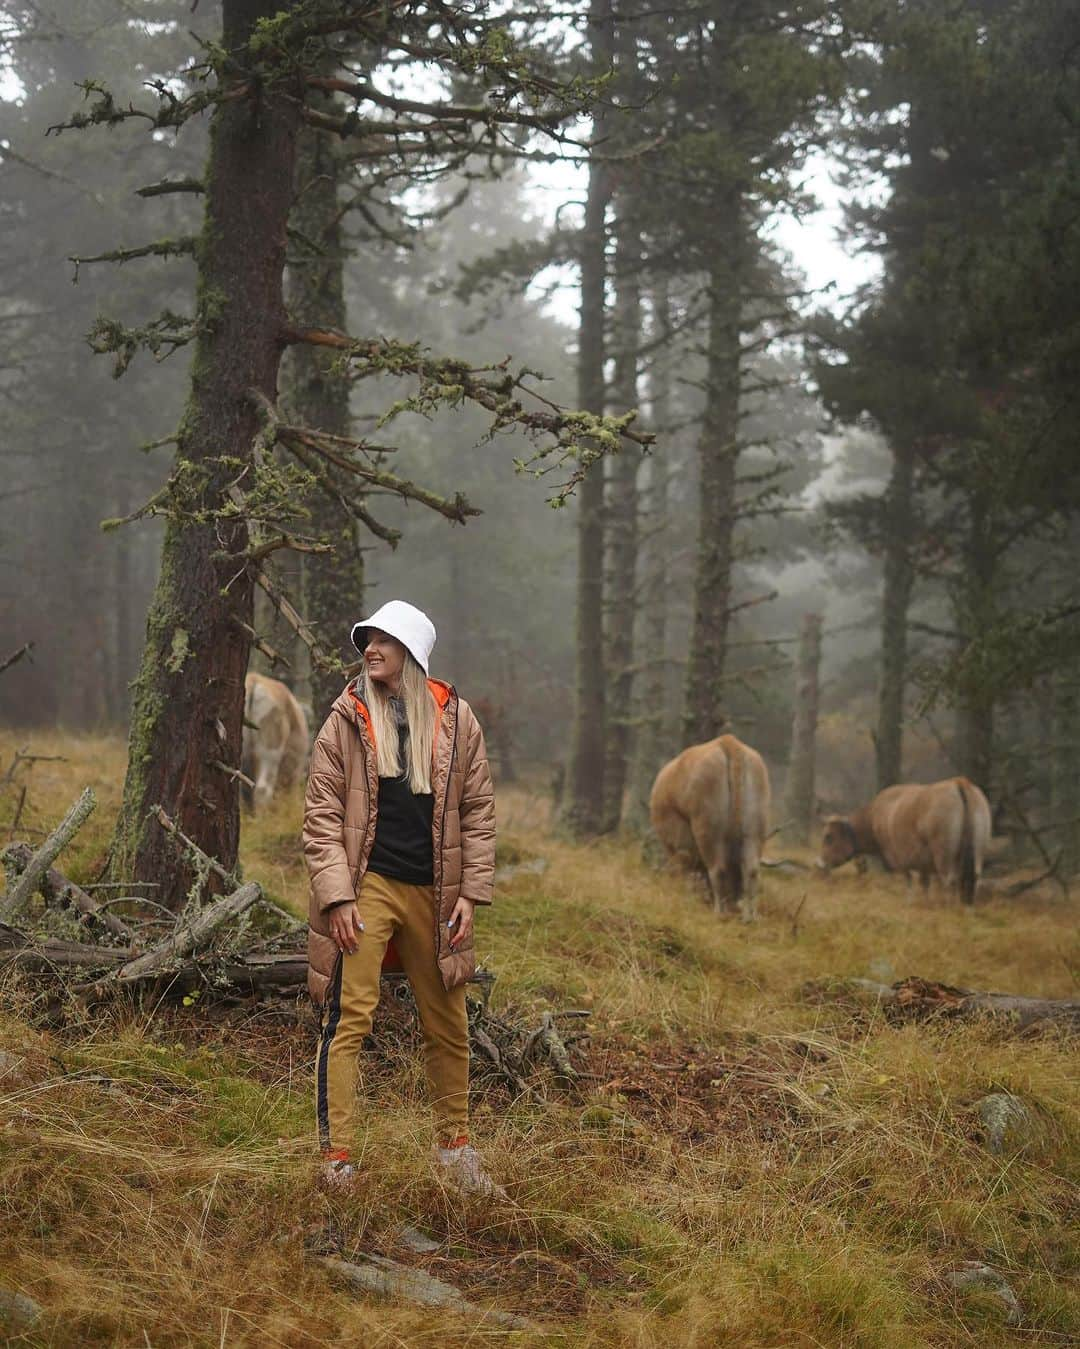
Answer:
[{"left": 316, "top": 871, "right": 469, "bottom": 1154}]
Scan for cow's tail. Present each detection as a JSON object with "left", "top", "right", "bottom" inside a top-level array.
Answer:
[
  {"left": 724, "top": 737, "right": 745, "bottom": 899},
  {"left": 956, "top": 778, "right": 977, "bottom": 905}
]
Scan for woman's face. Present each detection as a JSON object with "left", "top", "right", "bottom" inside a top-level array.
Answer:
[{"left": 364, "top": 628, "right": 407, "bottom": 693}]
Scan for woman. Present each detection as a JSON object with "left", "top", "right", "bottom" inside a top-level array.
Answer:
[{"left": 303, "top": 600, "right": 500, "bottom": 1195}]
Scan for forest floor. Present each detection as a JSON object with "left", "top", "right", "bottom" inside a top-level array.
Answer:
[{"left": 0, "top": 729, "right": 1078, "bottom": 1347}]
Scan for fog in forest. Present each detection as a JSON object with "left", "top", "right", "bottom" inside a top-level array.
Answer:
[
  {"left": 1, "top": 5, "right": 1079, "bottom": 1343},
  {"left": 2, "top": 0, "right": 1078, "bottom": 858}
]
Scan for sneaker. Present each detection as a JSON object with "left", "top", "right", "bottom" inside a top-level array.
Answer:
[
  {"left": 320, "top": 1151, "right": 357, "bottom": 1192},
  {"left": 434, "top": 1142, "right": 507, "bottom": 1200}
]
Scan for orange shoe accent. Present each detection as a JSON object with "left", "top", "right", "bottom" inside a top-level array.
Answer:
[
  {"left": 322, "top": 1147, "right": 350, "bottom": 1163},
  {"left": 443, "top": 1134, "right": 470, "bottom": 1150}
]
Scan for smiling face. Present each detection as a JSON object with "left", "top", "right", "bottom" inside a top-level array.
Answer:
[
  {"left": 363, "top": 628, "right": 407, "bottom": 694},
  {"left": 820, "top": 817, "right": 856, "bottom": 870}
]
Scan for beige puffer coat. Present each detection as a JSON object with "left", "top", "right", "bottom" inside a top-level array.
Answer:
[{"left": 303, "top": 677, "right": 495, "bottom": 1006}]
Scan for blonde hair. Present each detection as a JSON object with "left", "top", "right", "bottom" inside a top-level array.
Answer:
[{"left": 358, "top": 653, "right": 435, "bottom": 794}]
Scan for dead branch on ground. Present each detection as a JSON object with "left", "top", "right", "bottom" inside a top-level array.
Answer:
[{"left": 806, "top": 975, "right": 1080, "bottom": 1032}]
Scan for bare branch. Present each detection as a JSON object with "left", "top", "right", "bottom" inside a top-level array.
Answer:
[
  {"left": 135, "top": 177, "right": 205, "bottom": 198},
  {"left": 69, "top": 237, "right": 197, "bottom": 282},
  {"left": 0, "top": 643, "right": 32, "bottom": 677}
]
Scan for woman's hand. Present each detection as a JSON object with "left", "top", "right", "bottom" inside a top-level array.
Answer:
[
  {"left": 329, "top": 901, "right": 364, "bottom": 954},
  {"left": 447, "top": 897, "right": 476, "bottom": 950}
]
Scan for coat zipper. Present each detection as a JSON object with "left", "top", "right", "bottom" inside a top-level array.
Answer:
[{"left": 434, "top": 689, "right": 458, "bottom": 965}]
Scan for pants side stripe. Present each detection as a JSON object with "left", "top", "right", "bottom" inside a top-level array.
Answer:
[{"left": 316, "top": 955, "right": 344, "bottom": 1152}]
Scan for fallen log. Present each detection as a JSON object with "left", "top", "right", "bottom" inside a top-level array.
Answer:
[
  {"left": 3, "top": 842, "right": 134, "bottom": 943},
  {"left": 0, "top": 921, "right": 129, "bottom": 973},
  {"left": 808, "top": 975, "right": 1080, "bottom": 1032},
  {"left": 110, "top": 881, "right": 262, "bottom": 984},
  {"left": 524, "top": 1010, "right": 577, "bottom": 1081},
  {"left": 0, "top": 929, "right": 492, "bottom": 1002},
  {"left": 1, "top": 787, "right": 96, "bottom": 924}
]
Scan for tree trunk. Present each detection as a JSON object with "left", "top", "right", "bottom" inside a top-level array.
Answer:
[
  {"left": 625, "top": 283, "right": 673, "bottom": 832},
  {"left": 602, "top": 217, "right": 642, "bottom": 832},
  {"left": 107, "top": 477, "right": 138, "bottom": 726},
  {"left": 683, "top": 251, "right": 740, "bottom": 745},
  {"left": 875, "top": 444, "right": 915, "bottom": 790},
  {"left": 782, "top": 612, "right": 823, "bottom": 844},
  {"left": 562, "top": 0, "right": 613, "bottom": 837},
  {"left": 1053, "top": 668, "right": 1080, "bottom": 877},
  {"left": 284, "top": 85, "right": 362, "bottom": 730},
  {"left": 954, "top": 490, "right": 997, "bottom": 790},
  {"left": 107, "top": 0, "right": 302, "bottom": 906}
]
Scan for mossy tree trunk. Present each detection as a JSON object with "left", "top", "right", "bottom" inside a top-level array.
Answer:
[
  {"left": 107, "top": 0, "right": 302, "bottom": 905},
  {"left": 283, "top": 84, "right": 362, "bottom": 729},
  {"left": 683, "top": 243, "right": 741, "bottom": 746},
  {"left": 601, "top": 218, "right": 642, "bottom": 832},
  {"left": 875, "top": 444, "right": 916, "bottom": 790},
  {"left": 625, "top": 281, "right": 673, "bottom": 833},
  {"left": 562, "top": 0, "right": 613, "bottom": 837},
  {"left": 782, "top": 611, "right": 823, "bottom": 844}
]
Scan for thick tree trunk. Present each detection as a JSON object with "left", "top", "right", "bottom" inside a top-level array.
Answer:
[
  {"left": 782, "top": 611, "right": 823, "bottom": 844},
  {"left": 107, "top": 477, "right": 137, "bottom": 726},
  {"left": 954, "top": 491, "right": 997, "bottom": 790},
  {"left": 683, "top": 254, "right": 740, "bottom": 745},
  {"left": 1053, "top": 668, "right": 1080, "bottom": 877},
  {"left": 284, "top": 87, "right": 362, "bottom": 729},
  {"left": 875, "top": 444, "right": 915, "bottom": 790},
  {"left": 107, "top": 0, "right": 302, "bottom": 906},
  {"left": 562, "top": 0, "right": 613, "bottom": 837},
  {"left": 625, "top": 283, "right": 673, "bottom": 832},
  {"left": 601, "top": 218, "right": 642, "bottom": 832}
]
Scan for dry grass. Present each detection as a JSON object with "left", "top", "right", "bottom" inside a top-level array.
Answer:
[{"left": 0, "top": 729, "right": 1078, "bottom": 1346}]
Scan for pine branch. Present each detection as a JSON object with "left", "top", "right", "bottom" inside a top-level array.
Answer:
[
  {"left": 305, "top": 76, "right": 567, "bottom": 134},
  {"left": 70, "top": 237, "right": 197, "bottom": 282},
  {"left": 278, "top": 330, "right": 651, "bottom": 503},
  {"left": 246, "top": 388, "right": 475, "bottom": 524},
  {"left": 230, "top": 618, "right": 291, "bottom": 671},
  {"left": 248, "top": 565, "right": 342, "bottom": 675},
  {"left": 135, "top": 178, "right": 205, "bottom": 198}
]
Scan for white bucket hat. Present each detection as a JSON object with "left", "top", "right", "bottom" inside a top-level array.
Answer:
[{"left": 350, "top": 600, "right": 437, "bottom": 675}]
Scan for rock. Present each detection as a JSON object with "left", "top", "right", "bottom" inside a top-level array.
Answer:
[
  {"left": 944, "top": 1262, "right": 1022, "bottom": 1326},
  {"left": 866, "top": 957, "right": 896, "bottom": 983},
  {"left": 396, "top": 1225, "right": 441, "bottom": 1254},
  {"left": 975, "top": 1093, "right": 1034, "bottom": 1155},
  {"left": 0, "top": 1285, "right": 43, "bottom": 1329},
  {"left": 319, "top": 1254, "right": 536, "bottom": 1330}
]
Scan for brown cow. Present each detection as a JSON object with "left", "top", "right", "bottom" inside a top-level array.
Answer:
[
  {"left": 649, "top": 734, "right": 771, "bottom": 922},
  {"left": 819, "top": 777, "right": 991, "bottom": 904},
  {"left": 241, "top": 672, "right": 310, "bottom": 810}
]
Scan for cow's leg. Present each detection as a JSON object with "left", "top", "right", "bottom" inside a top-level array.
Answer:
[
  {"left": 930, "top": 840, "right": 958, "bottom": 903},
  {"left": 738, "top": 844, "right": 761, "bottom": 923},
  {"left": 707, "top": 861, "right": 732, "bottom": 916},
  {"left": 683, "top": 812, "right": 728, "bottom": 914},
  {"left": 254, "top": 745, "right": 284, "bottom": 811}
]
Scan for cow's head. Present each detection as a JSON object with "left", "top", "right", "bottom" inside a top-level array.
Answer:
[{"left": 819, "top": 816, "right": 857, "bottom": 871}]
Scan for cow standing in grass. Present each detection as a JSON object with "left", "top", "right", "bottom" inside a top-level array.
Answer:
[
  {"left": 649, "top": 734, "right": 771, "bottom": 922},
  {"left": 241, "top": 672, "right": 310, "bottom": 810},
  {"left": 819, "top": 777, "right": 991, "bottom": 904}
]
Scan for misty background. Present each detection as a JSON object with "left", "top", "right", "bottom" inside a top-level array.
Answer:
[{"left": 2, "top": 0, "right": 1077, "bottom": 859}]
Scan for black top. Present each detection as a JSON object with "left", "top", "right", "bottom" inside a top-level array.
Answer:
[{"left": 367, "top": 699, "right": 435, "bottom": 886}]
